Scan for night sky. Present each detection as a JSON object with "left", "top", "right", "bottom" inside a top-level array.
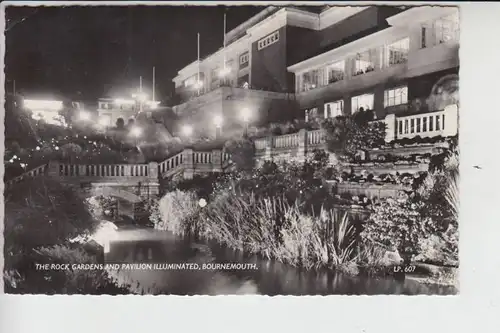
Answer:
[{"left": 4, "top": 5, "right": 263, "bottom": 105}]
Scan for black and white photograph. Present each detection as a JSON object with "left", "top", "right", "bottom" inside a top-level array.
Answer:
[{"left": 3, "top": 2, "right": 460, "bottom": 295}]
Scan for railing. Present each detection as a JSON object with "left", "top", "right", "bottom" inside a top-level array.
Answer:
[
  {"left": 384, "top": 104, "right": 458, "bottom": 142},
  {"left": 55, "top": 163, "right": 152, "bottom": 178},
  {"left": 159, "top": 151, "right": 184, "bottom": 176},
  {"left": 307, "top": 129, "right": 322, "bottom": 146},
  {"left": 5, "top": 163, "right": 49, "bottom": 187},
  {"left": 273, "top": 132, "right": 300, "bottom": 148}
]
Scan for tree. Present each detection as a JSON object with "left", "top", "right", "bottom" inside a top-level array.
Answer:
[
  {"left": 224, "top": 138, "right": 255, "bottom": 172},
  {"left": 116, "top": 118, "right": 125, "bottom": 130}
]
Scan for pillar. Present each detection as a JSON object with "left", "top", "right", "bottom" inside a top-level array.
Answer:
[
  {"left": 183, "top": 149, "right": 194, "bottom": 179},
  {"left": 148, "top": 162, "right": 159, "bottom": 180},
  {"left": 297, "top": 129, "right": 308, "bottom": 162},
  {"left": 384, "top": 114, "right": 397, "bottom": 142},
  {"left": 47, "top": 161, "right": 60, "bottom": 177},
  {"left": 264, "top": 134, "right": 274, "bottom": 161},
  {"left": 443, "top": 104, "right": 458, "bottom": 137},
  {"left": 211, "top": 149, "right": 222, "bottom": 172}
]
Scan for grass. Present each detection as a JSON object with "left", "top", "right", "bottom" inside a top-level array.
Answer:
[{"left": 156, "top": 191, "right": 362, "bottom": 272}]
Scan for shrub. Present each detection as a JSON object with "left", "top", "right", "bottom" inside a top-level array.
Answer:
[
  {"left": 224, "top": 138, "right": 255, "bottom": 172},
  {"left": 154, "top": 190, "right": 199, "bottom": 235},
  {"left": 4, "top": 244, "right": 129, "bottom": 295},
  {"left": 188, "top": 193, "right": 359, "bottom": 270},
  {"left": 322, "top": 115, "right": 386, "bottom": 159}
]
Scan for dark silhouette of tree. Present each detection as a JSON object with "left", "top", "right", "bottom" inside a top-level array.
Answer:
[{"left": 116, "top": 118, "right": 125, "bottom": 129}]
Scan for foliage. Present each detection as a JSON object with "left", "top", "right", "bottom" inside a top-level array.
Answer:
[
  {"left": 4, "top": 244, "right": 129, "bottom": 295},
  {"left": 360, "top": 196, "right": 436, "bottom": 261},
  {"left": 322, "top": 114, "right": 386, "bottom": 159},
  {"left": 4, "top": 178, "right": 100, "bottom": 256},
  {"left": 153, "top": 190, "right": 199, "bottom": 235},
  {"left": 181, "top": 193, "right": 360, "bottom": 269},
  {"left": 224, "top": 138, "right": 255, "bottom": 172}
]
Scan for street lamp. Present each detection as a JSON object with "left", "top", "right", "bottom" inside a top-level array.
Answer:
[
  {"left": 79, "top": 110, "right": 91, "bottom": 121},
  {"left": 130, "top": 126, "right": 142, "bottom": 138},
  {"left": 181, "top": 125, "right": 193, "bottom": 137}
]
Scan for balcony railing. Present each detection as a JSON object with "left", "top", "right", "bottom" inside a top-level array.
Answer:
[{"left": 384, "top": 104, "right": 458, "bottom": 142}]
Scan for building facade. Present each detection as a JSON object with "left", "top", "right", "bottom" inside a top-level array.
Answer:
[
  {"left": 288, "top": 6, "right": 459, "bottom": 123},
  {"left": 171, "top": 5, "right": 459, "bottom": 137},
  {"left": 97, "top": 98, "right": 160, "bottom": 128}
]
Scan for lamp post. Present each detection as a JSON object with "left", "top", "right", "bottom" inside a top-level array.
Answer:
[
  {"left": 181, "top": 125, "right": 193, "bottom": 138},
  {"left": 130, "top": 126, "right": 142, "bottom": 148}
]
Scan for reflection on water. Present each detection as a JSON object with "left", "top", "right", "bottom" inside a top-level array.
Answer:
[{"left": 105, "top": 229, "right": 457, "bottom": 295}]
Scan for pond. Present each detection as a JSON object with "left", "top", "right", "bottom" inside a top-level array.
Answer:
[{"left": 104, "top": 228, "right": 458, "bottom": 295}]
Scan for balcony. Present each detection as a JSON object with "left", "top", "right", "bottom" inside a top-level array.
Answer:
[{"left": 172, "top": 86, "right": 293, "bottom": 116}]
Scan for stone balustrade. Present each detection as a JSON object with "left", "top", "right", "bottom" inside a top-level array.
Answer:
[{"left": 384, "top": 104, "right": 458, "bottom": 142}]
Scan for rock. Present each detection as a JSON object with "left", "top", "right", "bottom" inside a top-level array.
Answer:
[{"left": 381, "top": 250, "right": 404, "bottom": 266}]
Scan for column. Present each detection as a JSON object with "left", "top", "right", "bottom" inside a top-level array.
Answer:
[
  {"left": 264, "top": 134, "right": 274, "bottom": 161},
  {"left": 47, "top": 161, "right": 60, "bottom": 177},
  {"left": 211, "top": 149, "right": 222, "bottom": 172},
  {"left": 384, "top": 114, "right": 397, "bottom": 142},
  {"left": 148, "top": 162, "right": 159, "bottom": 180},
  {"left": 183, "top": 149, "right": 194, "bottom": 179},
  {"left": 297, "top": 129, "right": 308, "bottom": 162},
  {"left": 443, "top": 104, "right": 458, "bottom": 137}
]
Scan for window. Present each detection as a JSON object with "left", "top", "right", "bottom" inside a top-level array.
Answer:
[
  {"left": 351, "top": 93, "right": 374, "bottom": 113},
  {"left": 385, "top": 38, "right": 409, "bottom": 66},
  {"left": 353, "top": 49, "right": 377, "bottom": 76},
  {"left": 184, "top": 75, "right": 197, "bottom": 87},
  {"left": 305, "top": 107, "right": 318, "bottom": 122},
  {"left": 384, "top": 86, "right": 408, "bottom": 107},
  {"left": 434, "top": 13, "right": 459, "bottom": 45},
  {"left": 326, "top": 61, "right": 345, "bottom": 84},
  {"left": 421, "top": 26, "right": 427, "bottom": 48},
  {"left": 211, "top": 68, "right": 219, "bottom": 82},
  {"left": 324, "top": 100, "right": 344, "bottom": 118},
  {"left": 258, "top": 30, "right": 279, "bottom": 50},
  {"left": 239, "top": 52, "right": 249, "bottom": 69},
  {"left": 301, "top": 70, "right": 320, "bottom": 92}
]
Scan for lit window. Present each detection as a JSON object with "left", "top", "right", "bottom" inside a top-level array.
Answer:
[
  {"left": 326, "top": 61, "right": 345, "bottom": 84},
  {"left": 258, "top": 31, "right": 280, "bottom": 50},
  {"left": 239, "top": 52, "right": 249, "bottom": 68},
  {"left": 351, "top": 93, "right": 374, "bottom": 113},
  {"left": 305, "top": 107, "right": 318, "bottom": 122},
  {"left": 385, "top": 38, "right": 409, "bottom": 66},
  {"left": 301, "top": 70, "right": 320, "bottom": 92},
  {"left": 434, "top": 13, "right": 459, "bottom": 45},
  {"left": 384, "top": 86, "right": 408, "bottom": 107},
  {"left": 353, "top": 49, "right": 377, "bottom": 76},
  {"left": 324, "top": 100, "right": 344, "bottom": 118}
]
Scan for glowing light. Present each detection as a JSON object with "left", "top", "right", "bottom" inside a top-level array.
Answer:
[
  {"left": 193, "top": 80, "right": 204, "bottom": 90},
  {"left": 133, "top": 92, "right": 148, "bottom": 102},
  {"left": 218, "top": 67, "right": 231, "bottom": 78},
  {"left": 91, "top": 221, "right": 118, "bottom": 252},
  {"left": 23, "top": 99, "right": 63, "bottom": 111},
  {"left": 79, "top": 110, "right": 91, "bottom": 121},
  {"left": 20, "top": 163, "right": 26, "bottom": 168},
  {"left": 148, "top": 101, "right": 160, "bottom": 109},
  {"left": 198, "top": 198, "right": 207, "bottom": 208},
  {"left": 130, "top": 126, "right": 142, "bottom": 137},
  {"left": 214, "top": 115, "right": 223, "bottom": 127},
  {"left": 55, "top": 146, "right": 60, "bottom": 150},
  {"left": 98, "top": 116, "right": 110, "bottom": 127},
  {"left": 241, "top": 108, "right": 251, "bottom": 122},
  {"left": 181, "top": 125, "right": 193, "bottom": 137},
  {"left": 114, "top": 98, "right": 135, "bottom": 105},
  {"left": 36, "top": 146, "right": 41, "bottom": 151}
]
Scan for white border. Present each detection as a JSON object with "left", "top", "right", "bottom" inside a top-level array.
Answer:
[{"left": 1, "top": 2, "right": 500, "bottom": 333}]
